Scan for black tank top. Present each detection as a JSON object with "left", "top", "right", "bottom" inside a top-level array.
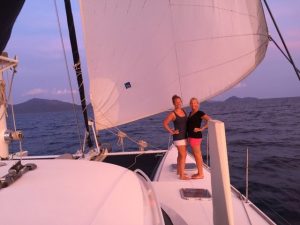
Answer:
[
  {"left": 172, "top": 110, "right": 187, "bottom": 141},
  {"left": 187, "top": 110, "right": 206, "bottom": 138}
]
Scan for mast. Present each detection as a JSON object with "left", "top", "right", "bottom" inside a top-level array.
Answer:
[
  {"left": 0, "top": 54, "right": 22, "bottom": 159},
  {"left": 0, "top": 61, "right": 10, "bottom": 159},
  {"left": 64, "top": 0, "right": 92, "bottom": 148}
]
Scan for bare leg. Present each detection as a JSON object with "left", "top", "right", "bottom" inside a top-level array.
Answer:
[
  {"left": 177, "top": 145, "right": 189, "bottom": 180},
  {"left": 177, "top": 153, "right": 179, "bottom": 175},
  {"left": 176, "top": 153, "right": 187, "bottom": 175},
  {"left": 191, "top": 145, "right": 204, "bottom": 179}
]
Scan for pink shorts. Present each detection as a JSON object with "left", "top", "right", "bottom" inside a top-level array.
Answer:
[{"left": 188, "top": 138, "right": 202, "bottom": 147}]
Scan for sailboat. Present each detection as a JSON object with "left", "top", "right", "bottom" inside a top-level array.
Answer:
[{"left": 1, "top": 0, "right": 298, "bottom": 224}]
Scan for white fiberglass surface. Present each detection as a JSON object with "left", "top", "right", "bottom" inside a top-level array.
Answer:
[{"left": 0, "top": 159, "right": 158, "bottom": 225}]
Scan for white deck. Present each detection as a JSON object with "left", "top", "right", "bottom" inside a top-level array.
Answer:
[
  {"left": 0, "top": 159, "right": 164, "bottom": 225},
  {"left": 152, "top": 145, "right": 275, "bottom": 225},
  {"left": 0, "top": 146, "right": 276, "bottom": 225}
]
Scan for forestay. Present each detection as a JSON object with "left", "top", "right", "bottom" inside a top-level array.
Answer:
[{"left": 79, "top": 0, "right": 268, "bottom": 130}]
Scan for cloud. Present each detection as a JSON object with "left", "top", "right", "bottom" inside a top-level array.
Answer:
[
  {"left": 234, "top": 82, "right": 247, "bottom": 89},
  {"left": 268, "top": 38, "right": 300, "bottom": 55},
  {"left": 289, "top": 41, "right": 300, "bottom": 50},
  {"left": 283, "top": 29, "right": 300, "bottom": 50},
  {"left": 286, "top": 29, "right": 300, "bottom": 38},
  {"left": 23, "top": 88, "right": 48, "bottom": 96},
  {"left": 51, "top": 88, "right": 78, "bottom": 95},
  {"left": 22, "top": 88, "right": 78, "bottom": 97}
]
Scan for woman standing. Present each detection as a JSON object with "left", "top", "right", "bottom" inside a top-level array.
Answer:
[
  {"left": 163, "top": 95, "right": 189, "bottom": 180},
  {"left": 187, "top": 98, "right": 211, "bottom": 179}
]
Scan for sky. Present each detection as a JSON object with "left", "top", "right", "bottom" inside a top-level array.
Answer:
[{"left": 4, "top": 0, "right": 300, "bottom": 104}]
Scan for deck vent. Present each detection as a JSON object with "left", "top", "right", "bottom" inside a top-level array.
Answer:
[
  {"left": 180, "top": 188, "right": 211, "bottom": 200},
  {"left": 171, "top": 163, "right": 196, "bottom": 171}
]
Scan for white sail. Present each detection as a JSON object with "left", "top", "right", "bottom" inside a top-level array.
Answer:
[{"left": 79, "top": 0, "right": 268, "bottom": 130}]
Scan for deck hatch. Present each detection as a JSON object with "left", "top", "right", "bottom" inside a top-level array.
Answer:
[{"left": 180, "top": 188, "right": 211, "bottom": 200}]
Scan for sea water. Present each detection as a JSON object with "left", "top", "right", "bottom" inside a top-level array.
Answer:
[{"left": 8, "top": 97, "right": 300, "bottom": 225}]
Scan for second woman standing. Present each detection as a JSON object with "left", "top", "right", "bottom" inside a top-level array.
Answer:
[{"left": 187, "top": 97, "right": 211, "bottom": 179}]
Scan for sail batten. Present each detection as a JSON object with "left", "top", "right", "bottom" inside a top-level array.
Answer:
[{"left": 79, "top": 0, "right": 268, "bottom": 130}]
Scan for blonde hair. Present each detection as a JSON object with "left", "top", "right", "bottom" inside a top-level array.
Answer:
[{"left": 189, "top": 97, "right": 199, "bottom": 104}]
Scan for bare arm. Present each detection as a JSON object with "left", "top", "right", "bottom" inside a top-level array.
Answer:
[
  {"left": 163, "top": 112, "right": 178, "bottom": 134},
  {"left": 194, "top": 114, "right": 211, "bottom": 132},
  {"left": 201, "top": 114, "right": 211, "bottom": 131}
]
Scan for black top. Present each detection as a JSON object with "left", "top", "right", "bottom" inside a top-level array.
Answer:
[
  {"left": 172, "top": 110, "right": 187, "bottom": 141},
  {"left": 187, "top": 111, "right": 206, "bottom": 138}
]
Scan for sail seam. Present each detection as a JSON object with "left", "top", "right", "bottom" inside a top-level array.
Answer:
[
  {"left": 195, "top": 44, "right": 269, "bottom": 103},
  {"left": 181, "top": 39, "right": 269, "bottom": 78},
  {"left": 169, "top": 3, "right": 257, "bottom": 18},
  {"left": 177, "top": 33, "right": 269, "bottom": 44},
  {"left": 168, "top": 2, "right": 183, "bottom": 99}
]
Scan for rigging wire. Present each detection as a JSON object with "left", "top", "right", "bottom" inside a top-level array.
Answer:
[
  {"left": 94, "top": 120, "right": 162, "bottom": 151},
  {"left": 91, "top": 95, "right": 171, "bottom": 150},
  {"left": 53, "top": 0, "right": 83, "bottom": 152},
  {"left": 167, "top": 2, "right": 183, "bottom": 99},
  {"left": 92, "top": 119, "right": 166, "bottom": 170},
  {"left": 91, "top": 104, "right": 164, "bottom": 150},
  {"left": 263, "top": 0, "right": 300, "bottom": 80},
  {"left": 6, "top": 68, "right": 23, "bottom": 155},
  {"left": 268, "top": 36, "right": 300, "bottom": 73}
]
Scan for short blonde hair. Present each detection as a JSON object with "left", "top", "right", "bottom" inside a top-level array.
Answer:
[{"left": 189, "top": 97, "right": 199, "bottom": 104}]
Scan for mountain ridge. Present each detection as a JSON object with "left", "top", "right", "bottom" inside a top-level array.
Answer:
[
  {"left": 8, "top": 98, "right": 91, "bottom": 114},
  {"left": 7, "top": 96, "right": 300, "bottom": 114}
]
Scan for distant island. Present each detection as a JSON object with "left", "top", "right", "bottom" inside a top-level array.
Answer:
[
  {"left": 7, "top": 98, "right": 91, "bottom": 114},
  {"left": 224, "top": 96, "right": 258, "bottom": 102},
  {"left": 6, "top": 96, "right": 300, "bottom": 114}
]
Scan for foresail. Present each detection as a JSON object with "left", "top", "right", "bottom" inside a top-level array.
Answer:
[{"left": 79, "top": 0, "right": 268, "bottom": 130}]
